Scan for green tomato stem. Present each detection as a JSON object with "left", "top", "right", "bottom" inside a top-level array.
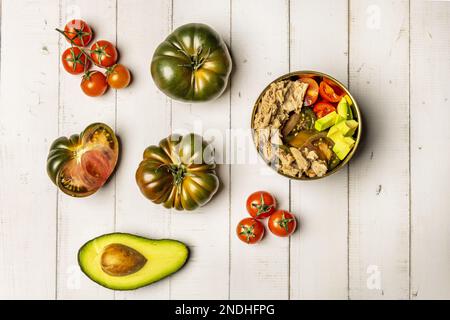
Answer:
[{"left": 55, "top": 28, "right": 106, "bottom": 70}]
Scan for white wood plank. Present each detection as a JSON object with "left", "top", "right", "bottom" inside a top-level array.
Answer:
[
  {"left": 57, "top": 0, "right": 117, "bottom": 299},
  {"left": 0, "top": 0, "right": 59, "bottom": 299},
  {"left": 348, "top": 0, "right": 410, "bottom": 299},
  {"left": 289, "top": 0, "right": 349, "bottom": 300},
  {"left": 410, "top": 0, "right": 450, "bottom": 300},
  {"left": 230, "top": 0, "right": 290, "bottom": 300},
  {"left": 169, "top": 0, "right": 231, "bottom": 300},
  {"left": 114, "top": 0, "right": 173, "bottom": 300}
]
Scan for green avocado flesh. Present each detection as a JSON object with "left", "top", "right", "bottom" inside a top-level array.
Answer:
[{"left": 78, "top": 233, "right": 189, "bottom": 290}]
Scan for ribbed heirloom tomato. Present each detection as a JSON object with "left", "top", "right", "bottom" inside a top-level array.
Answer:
[
  {"left": 246, "top": 191, "right": 277, "bottom": 219},
  {"left": 135, "top": 133, "right": 219, "bottom": 211},
  {"left": 236, "top": 218, "right": 265, "bottom": 244},
  {"left": 151, "top": 23, "right": 232, "bottom": 102}
]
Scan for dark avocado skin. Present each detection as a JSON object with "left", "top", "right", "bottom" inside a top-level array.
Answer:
[
  {"left": 151, "top": 23, "right": 232, "bottom": 102},
  {"left": 78, "top": 233, "right": 190, "bottom": 291}
]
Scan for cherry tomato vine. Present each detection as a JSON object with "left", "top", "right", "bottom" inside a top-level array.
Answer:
[{"left": 56, "top": 20, "right": 131, "bottom": 97}]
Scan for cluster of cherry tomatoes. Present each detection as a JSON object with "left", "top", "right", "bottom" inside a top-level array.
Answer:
[
  {"left": 59, "top": 19, "right": 131, "bottom": 97},
  {"left": 236, "top": 191, "right": 297, "bottom": 244},
  {"left": 300, "top": 76, "right": 346, "bottom": 118}
]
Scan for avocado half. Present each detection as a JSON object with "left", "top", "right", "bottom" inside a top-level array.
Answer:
[{"left": 78, "top": 233, "right": 189, "bottom": 290}]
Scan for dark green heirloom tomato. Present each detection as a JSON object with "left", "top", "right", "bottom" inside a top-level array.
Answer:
[
  {"left": 136, "top": 133, "right": 219, "bottom": 211},
  {"left": 151, "top": 23, "right": 232, "bottom": 102},
  {"left": 47, "top": 123, "right": 119, "bottom": 197}
]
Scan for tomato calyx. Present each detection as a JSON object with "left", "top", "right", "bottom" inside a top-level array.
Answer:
[
  {"left": 251, "top": 194, "right": 274, "bottom": 217},
  {"left": 277, "top": 212, "right": 295, "bottom": 232},
  {"left": 91, "top": 43, "right": 112, "bottom": 64},
  {"left": 65, "top": 27, "right": 91, "bottom": 46},
  {"left": 64, "top": 47, "right": 88, "bottom": 72},
  {"left": 156, "top": 163, "right": 187, "bottom": 186},
  {"left": 168, "top": 164, "right": 187, "bottom": 186},
  {"left": 239, "top": 223, "right": 257, "bottom": 243},
  {"left": 179, "top": 46, "right": 211, "bottom": 71},
  {"left": 56, "top": 28, "right": 104, "bottom": 69},
  {"left": 105, "top": 64, "right": 118, "bottom": 76},
  {"left": 82, "top": 70, "right": 100, "bottom": 81}
]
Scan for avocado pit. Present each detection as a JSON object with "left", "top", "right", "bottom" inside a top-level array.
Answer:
[{"left": 101, "top": 243, "right": 147, "bottom": 277}]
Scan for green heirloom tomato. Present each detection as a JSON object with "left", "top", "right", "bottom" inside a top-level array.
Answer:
[
  {"left": 151, "top": 23, "right": 232, "bottom": 102},
  {"left": 47, "top": 123, "right": 119, "bottom": 197},
  {"left": 136, "top": 133, "right": 219, "bottom": 211}
]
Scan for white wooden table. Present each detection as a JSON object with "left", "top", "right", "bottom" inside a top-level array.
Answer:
[{"left": 1, "top": 0, "right": 449, "bottom": 300}]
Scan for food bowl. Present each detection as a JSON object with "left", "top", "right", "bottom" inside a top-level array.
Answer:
[{"left": 251, "top": 70, "right": 362, "bottom": 180}]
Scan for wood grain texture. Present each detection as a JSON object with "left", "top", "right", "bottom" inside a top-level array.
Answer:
[
  {"left": 56, "top": 0, "right": 117, "bottom": 299},
  {"left": 169, "top": 0, "right": 231, "bottom": 300},
  {"left": 229, "top": 0, "right": 290, "bottom": 300},
  {"left": 348, "top": 0, "right": 410, "bottom": 299},
  {"left": 1, "top": 0, "right": 450, "bottom": 300},
  {"left": 0, "top": 0, "right": 59, "bottom": 299},
  {"left": 410, "top": 0, "right": 450, "bottom": 300},
  {"left": 114, "top": 0, "right": 172, "bottom": 300},
  {"left": 289, "top": 0, "right": 349, "bottom": 300}
]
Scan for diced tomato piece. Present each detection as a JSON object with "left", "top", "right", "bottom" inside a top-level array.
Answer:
[
  {"left": 299, "top": 77, "right": 319, "bottom": 106},
  {"left": 313, "top": 101, "right": 336, "bottom": 118},
  {"left": 319, "top": 80, "right": 344, "bottom": 103}
]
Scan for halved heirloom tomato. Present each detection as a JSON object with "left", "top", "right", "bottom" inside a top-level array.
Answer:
[
  {"left": 47, "top": 123, "right": 119, "bottom": 197},
  {"left": 135, "top": 133, "right": 219, "bottom": 211}
]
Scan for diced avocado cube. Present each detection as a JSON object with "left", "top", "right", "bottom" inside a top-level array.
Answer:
[
  {"left": 344, "top": 136, "right": 355, "bottom": 147},
  {"left": 333, "top": 139, "right": 352, "bottom": 160},
  {"left": 314, "top": 111, "right": 338, "bottom": 131},
  {"left": 329, "top": 130, "right": 355, "bottom": 148},
  {"left": 334, "top": 120, "right": 352, "bottom": 136},
  {"left": 344, "top": 94, "right": 353, "bottom": 106},
  {"left": 337, "top": 98, "right": 349, "bottom": 120},
  {"left": 335, "top": 114, "right": 346, "bottom": 124},
  {"left": 327, "top": 125, "right": 340, "bottom": 138},
  {"left": 332, "top": 120, "right": 359, "bottom": 137},
  {"left": 346, "top": 120, "right": 359, "bottom": 136},
  {"left": 329, "top": 131, "right": 346, "bottom": 145},
  {"left": 343, "top": 95, "right": 354, "bottom": 119},
  {"left": 328, "top": 130, "right": 344, "bottom": 143}
]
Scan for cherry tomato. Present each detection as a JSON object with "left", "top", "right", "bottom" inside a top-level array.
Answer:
[
  {"left": 61, "top": 47, "right": 90, "bottom": 75},
  {"left": 81, "top": 71, "right": 108, "bottom": 97},
  {"left": 90, "top": 40, "right": 118, "bottom": 68},
  {"left": 268, "top": 210, "right": 297, "bottom": 237},
  {"left": 106, "top": 64, "right": 131, "bottom": 89},
  {"left": 313, "top": 101, "right": 336, "bottom": 118},
  {"left": 246, "top": 191, "right": 277, "bottom": 219},
  {"left": 63, "top": 19, "right": 93, "bottom": 47},
  {"left": 236, "top": 218, "right": 265, "bottom": 244},
  {"left": 323, "top": 78, "right": 345, "bottom": 95},
  {"left": 319, "top": 80, "right": 344, "bottom": 103},
  {"left": 299, "top": 77, "right": 319, "bottom": 106}
]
